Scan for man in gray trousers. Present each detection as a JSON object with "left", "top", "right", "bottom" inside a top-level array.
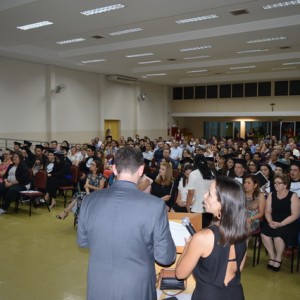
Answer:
[{"left": 78, "top": 146, "right": 176, "bottom": 300}]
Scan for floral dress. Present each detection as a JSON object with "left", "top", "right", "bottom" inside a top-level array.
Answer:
[
  {"left": 73, "top": 173, "right": 104, "bottom": 223},
  {"left": 246, "top": 196, "right": 260, "bottom": 233}
]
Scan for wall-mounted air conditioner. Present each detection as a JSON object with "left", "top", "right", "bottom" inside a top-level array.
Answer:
[{"left": 106, "top": 75, "right": 139, "bottom": 85}]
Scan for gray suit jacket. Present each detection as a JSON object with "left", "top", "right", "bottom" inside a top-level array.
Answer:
[{"left": 77, "top": 180, "right": 176, "bottom": 300}]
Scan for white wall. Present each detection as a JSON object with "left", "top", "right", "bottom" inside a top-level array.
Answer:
[{"left": 0, "top": 57, "right": 169, "bottom": 143}]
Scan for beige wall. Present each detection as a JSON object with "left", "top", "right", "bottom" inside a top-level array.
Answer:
[{"left": 0, "top": 57, "right": 170, "bottom": 143}]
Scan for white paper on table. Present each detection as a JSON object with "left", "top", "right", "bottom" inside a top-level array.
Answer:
[{"left": 169, "top": 221, "right": 191, "bottom": 247}]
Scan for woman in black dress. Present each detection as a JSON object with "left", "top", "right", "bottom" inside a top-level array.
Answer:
[
  {"left": 151, "top": 161, "right": 174, "bottom": 210},
  {"left": 176, "top": 176, "right": 248, "bottom": 300},
  {"left": 261, "top": 173, "right": 300, "bottom": 271}
]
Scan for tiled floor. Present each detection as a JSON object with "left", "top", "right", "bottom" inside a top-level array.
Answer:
[{"left": 0, "top": 199, "right": 299, "bottom": 300}]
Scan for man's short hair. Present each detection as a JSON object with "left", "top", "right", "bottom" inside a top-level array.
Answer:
[{"left": 115, "top": 146, "right": 144, "bottom": 174}]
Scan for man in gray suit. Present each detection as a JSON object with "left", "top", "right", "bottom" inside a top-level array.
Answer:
[{"left": 78, "top": 146, "right": 176, "bottom": 300}]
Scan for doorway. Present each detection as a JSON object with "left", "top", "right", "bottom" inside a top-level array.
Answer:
[{"left": 104, "top": 120, "right": 120, "bottom": 141}]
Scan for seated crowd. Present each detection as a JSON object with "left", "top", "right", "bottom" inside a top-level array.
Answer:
[{"left": 0, "top": 134, "right": 299, "bottom": 271}]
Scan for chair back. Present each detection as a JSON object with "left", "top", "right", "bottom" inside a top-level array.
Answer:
[
  {"left": 70, "top": 165, "right": 79, "bottom": 185},
  {"left": 34, "top": 170, "right": 47, "bottom": 190}
]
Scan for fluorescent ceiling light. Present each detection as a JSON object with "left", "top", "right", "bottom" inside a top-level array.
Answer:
[
  {"left": 81, "top": 4, "right": 125, "bottom": 16},
  {"left": 186, "top": 70, "right": 208, "bottom": 74},
  {"left": 263, "top": 1, "right": 300, "bottom": 10},
  {"left": 81, "top": 59, "right": 106, "bottom": 64},
  {"left": 175, "top": 14, "right": 219, "bottom": 24},
  {"left": 56, "top": 38, "right": 86, "bottom": 45},
  {"left": 138, "top": 60, "right": 162, "bottom": 64},
  {"left": 109, "top": 28, "right": 143, "bottom": 36},
  {"left": 271, "top": 67, "right": 296, "bottom": 70},
  {"left": 237, "top": 49, "right": 269, "bottom": 54},
  {"left": 230, "top": 66, "right": 256, "bottom": 70},
  {"left": 180, "top": 45, "right": 212, "bottom": 52},
  {"left": 126, "top": 53, "right": 154, "bottom": 58},
  {"left": 227, "top": 70, "right": 250, "bottom": 74},
  {"left": 282, "top": 61, "right": 300, "bottom": 65},
  {"left": 145, "top": 73, "right": 166, "bottom": 77},
  {"left": 17, "top": 21, "right": 53, "bottom": 30},
  {"left": 184, "top": 55, "right": 210, "bottom": 60},
  {"left": 247, "top": 36, "right": 287, "bottom": 43}
]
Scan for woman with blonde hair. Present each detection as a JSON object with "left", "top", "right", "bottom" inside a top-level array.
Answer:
[{"left": 151, "top": 161, "right": 174, "bottom": 210}]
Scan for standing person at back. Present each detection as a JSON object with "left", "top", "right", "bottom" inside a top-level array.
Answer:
[
  {"left": 186, "top": 154, "right": 215, "bottom": 227},
  {"left": 77, "top": 146, "right": 176, "bottom": 300}
]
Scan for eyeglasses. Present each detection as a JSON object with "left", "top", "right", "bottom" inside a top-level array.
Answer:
[{"left": 274, "top": 181, "right": 284, "bottom": 185}]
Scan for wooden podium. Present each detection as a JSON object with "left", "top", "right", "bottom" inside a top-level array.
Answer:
[
  {"left": 156, "top": 213, "right": 202, "bottom": 298},
  {"left": 168, "top": 212, "right": 202, "bottom": 253}
]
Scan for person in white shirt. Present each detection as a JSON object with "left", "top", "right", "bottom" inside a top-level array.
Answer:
[
  {"left": 170, "top": 141, "right": 182, "bottom": 168},
  {"left": 186, "top": 154, "right": 214, "bottom": 227},
  {"left": 289, "top": 142, "right": 300, "bottom": 158},
  {"left": 142, "top": 142, "right": 154, "bottom": 167}
]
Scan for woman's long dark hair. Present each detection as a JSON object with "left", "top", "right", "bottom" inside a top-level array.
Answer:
[
  {"left": 215, "top": 176, "right": 248, "bottom": 245},
  {"left": 194, "top": 154, "right": 214, "bottom": 180},
  {"left": 182, "top": 163, "right": 194, "bottom": 187}
]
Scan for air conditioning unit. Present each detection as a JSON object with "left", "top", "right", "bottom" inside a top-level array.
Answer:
[{"left": 106, "top": 74, "right": 139, "bottom": 85}]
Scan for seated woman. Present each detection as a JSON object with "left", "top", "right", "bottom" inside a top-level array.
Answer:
[
  {"left": 56, "top": 160, "right": 106, "bottom": 220},
  {"left": 247, "top": 159, "right": 260, "bottom": 174},
  {"left": 67, "top": 145, "right": 81, "bottom": 167},
  {"left": 0, "top": 149, "right": 13, "bottom": 183},
  {"left": 175, "top": 176, "right": 248, "bottom": 300},
  {"left": 243, "top": 174, "right": 266, "bottom": 234},
  {"left": 259, "top": 163, "right": 275, "bottom": 195},
  {"left": 44, "top": 151, "right": 72, "bottom": 208},
  {"left": 0, "top": 152, "right": 31, "bottom": 215},
  {"left": 261, "top": 173, "right": 300, "bottom": 271},
  {"left": 151, "top": 161, "right": 175, "bottom": 211},
  {"left": 172, "top": 163, "right": 194, "bottom": 212}
]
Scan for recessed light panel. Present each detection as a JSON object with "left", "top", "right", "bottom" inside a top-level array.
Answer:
[
  {"left": 184, "top": 55, "right": 210, "bottom": 60},
  {"left": 56, "top": 38, "right": 86, "bottom": 45},
  {"left": 237, "top": 49, "right": 269, "bottom": 54},
  {"left": 247, "top": 36, "right": 287, "bottom": 43},
  {"left": 17, "top": 21, "right": 53, "bottom": 30},
  {"left": 81, "top": 4, "right": 125, "bottom": 16},
  {"left": 109, "top": 28, "right": 143, "bottom": 36},
  {"left": 282, "top": 61, "right": 300, "bottom": 65},
  {"left": 81, "top": 59, "right": 106, "bottom": 64},
  {"left": 186, "top": 70, "right": 208, "bottom": 73},
  {"left": 230, "top": 66, "right": 256, "bottom": 70},
  {"left": 145, "top": 73, "right": 166, "bottom": 77},
  {"left": 138, "top": 60, "right": 162, "bottom": 64},
  {"left": 126, "top": 53, "right": 154, "bottom": 58},
  {"left": 175, "top": 14, "right": 219, "bottom": 24},
  {"left": 263, "top": 1, "right": 300, "bottom": 10},
  {"left": 180, "top": 45, "right": 212, "bottom": 52}
]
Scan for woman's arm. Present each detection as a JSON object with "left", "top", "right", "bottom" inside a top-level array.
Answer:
[
  {"left": 186, "top": 190, "right": 195, "bottom": 213},
  {"left": 264, "top": 192, "right": 273, "bottom": 223},
  {"left": 84, "top": 178, "right": 91, "bottom": 194},
  {"left": 280, "top": 193, "right": 300, "bottom": 226},
  {"left": 161, "top": 194, "right": 171, "bottom": 201},
  {"left": 137, "top": 177, "right": 151, "bottom": 192},
  {"left": 252, "top": 192, "right": 266, "bottom": 222},
  {"left": 88, "top": 177, "right": 106, "bottom": 191},
  {"left": 176, "top": 230, "right": 211, "bottom": 279}
]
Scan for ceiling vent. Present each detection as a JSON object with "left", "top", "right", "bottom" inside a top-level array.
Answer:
[
  {"left": 106, "top": 75, "right": 139, "bottom": 85},
  {"left": 91, "top": 35, "right": 104, "bottom": 39},
  {"left": 230, "top": 9, "right": 249, "bottom": 16}
]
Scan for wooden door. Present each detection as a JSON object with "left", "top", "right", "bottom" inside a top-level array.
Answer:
[{"left": 104, "top": 120, "right": 120, "bottom": 140}]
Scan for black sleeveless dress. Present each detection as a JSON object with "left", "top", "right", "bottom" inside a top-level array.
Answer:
[
  {"left": 261, "top": 191, "right": 299, "bottom": 247},
  {"left": 192, "top": 225, "right": 247, "bottom": 300}
]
